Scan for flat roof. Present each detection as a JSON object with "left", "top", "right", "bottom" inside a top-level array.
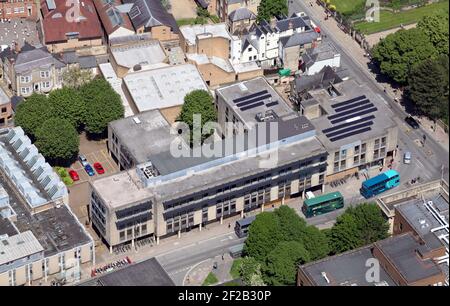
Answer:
[
  {"left": 305, "top": 79, "right": 397, "bottom": 150},
  {"left": 300, "top": 245, "right": 396, "bottom": 286},
  {"left": 1, "top": 173, "right": 92, "bottom": 257},
  {"left": 0, "top": 216, "right": 18, "bottom": 238},
  {"left": 375, "top": 233, "right": 445, "bottom": 283},
  {"left": 180, "top": 23, "right": 232, "bottom": 46},
  {"left": 123, "top": 64, "right": 208, "bottom": 112},
  {"left": 110, "top": 39, "right": 166, "bottom": 69},
  {"left": 396, "top": 194, "right": 449, "bottom": 251},
  {"left": 92, "top": 134, "right": 326, "bottom": 209},
  {"left": 216, "top": 77, "right": 298, "bottom": 128},
  {"left": 80, "top": 257, "right": 175, "bottom": 286},
  {"left": 109, "top": 109, "right": 188, "bottom": 164},
  {"left": 0, "top": 231, "right": 43, "bottom": 267}
]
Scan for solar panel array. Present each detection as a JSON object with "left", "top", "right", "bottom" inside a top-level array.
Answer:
[
  {"left": 322, "top": 95, "right": 378, "bottom": 142},
  {"left": 232, "top": 90, "right": 278, "bottom": 112}
]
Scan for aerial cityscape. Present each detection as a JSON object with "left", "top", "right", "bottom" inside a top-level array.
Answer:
[{"left": 0, "top": 0, "right": 448, "bottom": 290}]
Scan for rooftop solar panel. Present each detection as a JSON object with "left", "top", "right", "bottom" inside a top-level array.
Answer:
[
  {"left": 331, "top": 95, "right": 366, "bottom": 109},
  {"left": 233, "top": 90, "right": 269, "bottom": 104},
  {"left": 322, "top": 115, "right": 375, "bottom": 134},
  {"left": 328, "top": 102, "right": 374, "bottom": 121},
  {"left": 240, "top": 101, "right": 265, "bottom": 111},
  {"left": 266, "top": 101, "right": 279, "bottom": 108},
  {"left": 325, "top": 121, "right": 374, "bottom": 138},
  {"left": 236, "top": 93, "right": 272, "bottom": 108},
  {"left": 334, "top": 99, "right": 372, "bottom": 113},
  {"left": 329, "top": 127, "right": 372, "bottom": 142},
  {"left": 330, "top": 107, "right": 377, "bottom": 124}
]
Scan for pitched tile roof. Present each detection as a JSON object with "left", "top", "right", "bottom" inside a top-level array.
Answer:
[
  {"left": 40, "top": 0, "right": 103, "bottom": 44},
  {"left": 93, "top": 0, "right": 134, "bottom": 36}
]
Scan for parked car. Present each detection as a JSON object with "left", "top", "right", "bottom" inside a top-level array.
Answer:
[
  {"left": 84, "top": 164, "right": 95, "bottom": 176},
  {"left": 403, "top": 151, "right": 412, "bottom": 164},
  {"left": 78, "top": 154, "right": 89, "bottom": 167},
  {"left": 405, "top": 116, "right": 420, "bottom": 129},
  {"left": 68, "top": 169, "right": 79, "bottom": 181},
  {"left": 93, "top": 162, "right": 105, "bottom": 174}
]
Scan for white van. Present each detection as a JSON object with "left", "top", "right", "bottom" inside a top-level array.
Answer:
[{"left": 403, "top": 151, "right": 411, "bottom": 164}]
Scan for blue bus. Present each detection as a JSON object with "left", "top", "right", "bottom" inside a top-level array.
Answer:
[{"left": 360, "top": 170, "right": 400, "bottom": 198}]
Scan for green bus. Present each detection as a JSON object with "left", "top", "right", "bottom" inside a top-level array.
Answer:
[{"left": 302, "top": 191, "right": 344, "bottom": 218}]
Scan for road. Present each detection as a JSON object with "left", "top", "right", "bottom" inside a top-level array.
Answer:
[{"left": 289, "top": 0, "right": 449, "bottom": 184}]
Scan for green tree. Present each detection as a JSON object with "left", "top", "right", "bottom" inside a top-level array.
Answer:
[
  {"left": 417, "top": 12, "right": 449, "bottom": 55},
  {"left": 35, "top": 118, "right": 79, "bottom": 165},
  {"left": 243, "top": 212, "right": 283, "bottom": 262},
  {"left": 257, "top": 0, "right": 288, "bottom": 22},
  {"left": 372, "top": 28, "right": 438, "bottom": 84},
  {"left": 407, "top": 55, "right": 449, "bottom": 121},
  {"left": 48, "top": 87, "right": 86, "bottom": 129},
  {"left": 329, "top": 203, "right": 389, "bottom": 254},
  {"left": 176, "top": 89, "right": 217, "bottom": 146},
  {"left": 62, "top": 66, "right": 93, "bottom": 89},
  {"left": 81, "top": 78, "right": 124, "bottom": 135},
  {"left": 274, "top": 206, "right": 330, "bottom": 260},
  {"left": 14, "top": 93, "right": 54, "bottom": 139},
  {"left": 263, "top": 241, "right": 310, "bottom": 286},
  {"left": 240, "top": 257, "right": 265, "bottom": 286}
]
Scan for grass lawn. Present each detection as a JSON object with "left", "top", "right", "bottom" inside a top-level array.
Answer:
[
  {"left": 202, "top": 272, "right": 219, "bottom": 286},
  {"left": 229, "top": 258, "right": 244, "bottom": 280},
  {"left": 330, "top": 0, "right": 366, "bottom": 15},
  {"left": 354, "top": 0, "right": 449, "bottom": 34}
]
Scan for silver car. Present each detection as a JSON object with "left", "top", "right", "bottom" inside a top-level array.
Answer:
[
  {"left": 78, "top": 154, "right": 89, "bottom": 167},
  {"left": 403, "top": 152, "right": 411, "bottom": 164}
]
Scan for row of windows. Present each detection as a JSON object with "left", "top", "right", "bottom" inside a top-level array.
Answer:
[
  {"left": 166, "top": 212, "right": 195, "bottom": 233},
  {"left": 119, "top": 224, "right": 148, "bottom": 242}
]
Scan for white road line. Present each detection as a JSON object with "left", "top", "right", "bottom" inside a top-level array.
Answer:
[{"left": 416, "top": 159, "right": 425, "bottom": 171}]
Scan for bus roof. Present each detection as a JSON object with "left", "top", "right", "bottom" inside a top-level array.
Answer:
[
  {"left": 236, "top": 215, "right": 256, "bottom": 227},
  {"left": 362, "top": 170, "right": 399, "bottom": 188},
  {"left": 304, "top": 191, "right": 343, "bottom": 207}
]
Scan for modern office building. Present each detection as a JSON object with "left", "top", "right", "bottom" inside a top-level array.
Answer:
[
  {"left": 0, "top": 127, "right": 94, "bottom": 286},
  {"left": 92, "top": 78, "right": 328, "bottom": 249},
  {"left": 299, "top": 78, "right": 398, "bottom": 182}
]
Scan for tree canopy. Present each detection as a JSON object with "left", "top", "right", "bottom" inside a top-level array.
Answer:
[
  {"left": 264, "top": 241, "right": 310, "bottom": 286},
  {"left": 34, "top": 118, "right": 79, "bottom": 165},
  {"left": 14, "top": 93, "right": 54, "bottom": 139},
  {"left": 239, "top": 257, "right": 266, "bottom": 286},
  {"left": 48, "top": 87, "right": 85, "bottom": 129},
  {"left": 406, "top": 55, "right": 449, "bottom": 121},
  {"left": 372, "top": 28, "right": 438, "bottom": 84},
  {"left": 176, "top": 89, "right": 217, "bottom": 146},
  {"left": 257, "top": 0, "right": 288, "bottom": 22},
  {"left": 81, "top": 77, "right": 124, "bottom": 135},
  {"left": 417, "top": 12, "right": 449, "bottom": 56},
  {"left": 328, "top": 203, "right": 389, "bottom": 254}
]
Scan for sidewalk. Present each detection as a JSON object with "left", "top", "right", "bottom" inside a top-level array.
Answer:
[
  {"left": 185, "top": 253, "right": 234, "bottom": 286},
  {"left": 302, "top": 2, "right": 449, "bottom": 151}
]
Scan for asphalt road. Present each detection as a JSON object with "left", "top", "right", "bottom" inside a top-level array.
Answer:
[{"left": 289, "top": 0, "right": 449, "bottom": 184}]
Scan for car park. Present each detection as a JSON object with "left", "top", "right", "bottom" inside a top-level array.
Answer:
[
  {"left": 84, "top": 164, "right": 95, "bottom": 176},
  {"left": 94, "top": 162, "right": 105, "bottom": 174},
  {"left": 78, "top": 154, "right": 89, "bottom": 167},
  {"left": 68, "top": 169, "right": 79, "bottom": 181}
]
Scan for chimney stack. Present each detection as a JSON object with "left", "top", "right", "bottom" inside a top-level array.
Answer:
[
  {"left": 270, "top": 17, "right": 277, "bottom": 29},
  {"left": 13, "top": 41, "right": 20, "bottom": 54},
  {"left": 288, "top": 19, "right": 294, "bottom": 30}
]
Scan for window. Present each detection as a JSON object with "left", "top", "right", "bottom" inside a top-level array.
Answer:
[
  {"left": 333, "top": 161, "right": 339, "bottom": 172},
  {"left": 334, "top": 152, "right": 339, "bottom": 160},
  {"left": 119, "top": 231, "right": 125, "bottom": 241},
  {"left": 380, "top": 147, "right": 386, "bottom": 157},
  {"left": 248, "top": 56, "right": 252, "bottom": 61},
  {"left": 1, "top": 107, "right": 6, "bottom": 113},
  {"left": 20, "top": 87, "right": 30, "bottom": 95},
  {"left": 361, "top": 153, "right": 366, "bottom": 163},
  {"left": 141, "top": 224, "right": 147, "bottom": 235},
  {"left": 340, "top": 160, "right": 346, "bottom": 169},
  {"left": 126, "top": 228, "right": 132, "bottom": 238},
  {"left": 354, "top": 155, "right": 360, "bottom": 164},
  {"left": 361, "top": 143, "right": 367, "bottom": 153},
  {"left": 20, "top": 76, "right": 30, "bottom": 83},
  {"left": 373, "top": 149, "right": 379, "bottom": 159},
  {"left": 374, "top": 139, "right": 380, "bottom": 149},
  {"left": 40, "top": 70, "right": 50, "bottom": 78},
  {"left": 253, "top": 55, "right": 257, "bottom": 60},
  {"left": 341, "top": 149, "right": 347, "bottom": 158},
  {"left": 381, "top": 137, "right": 386, "bottom": 146},
  {"left": 41, "top": 81, "right": 50, "bottom": 88},
  {"left": 354, "top": 145, "right": 360, "bottom": 154},
  {"left": 248, "top": 47, "right": 252, "bottom": 52}
]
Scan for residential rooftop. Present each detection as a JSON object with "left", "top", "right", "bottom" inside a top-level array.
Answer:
[
  {"left": 304, "top": 78, "right": 397, "bottom": 150},
  {"left": 299, "top": 244, "right": 396, "bottom": 286},
  {"left": 180, "top": 23, "right": 232, "bottom": 46},
  {"left": 93, "top": 0, "right": 134, "bottom": 36},
  {"left": 216, "top": 77, "right": 298, "bottom": 129},
  {"left": 123, "top": 64, "right": 208, "bottom": 112},
  {"left": 0, "top": 87, "right": 8, "bottom": 106},
  {"left": 0, "top": 19, "right": 40, "bottom": 49}
]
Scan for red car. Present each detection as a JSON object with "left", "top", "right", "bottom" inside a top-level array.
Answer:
[
  {"left": 69, "top": 169, "right": 79, "bottom": 181},
  {"left": 93, "top": 162, "right": 105, "bottom": 174}
]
